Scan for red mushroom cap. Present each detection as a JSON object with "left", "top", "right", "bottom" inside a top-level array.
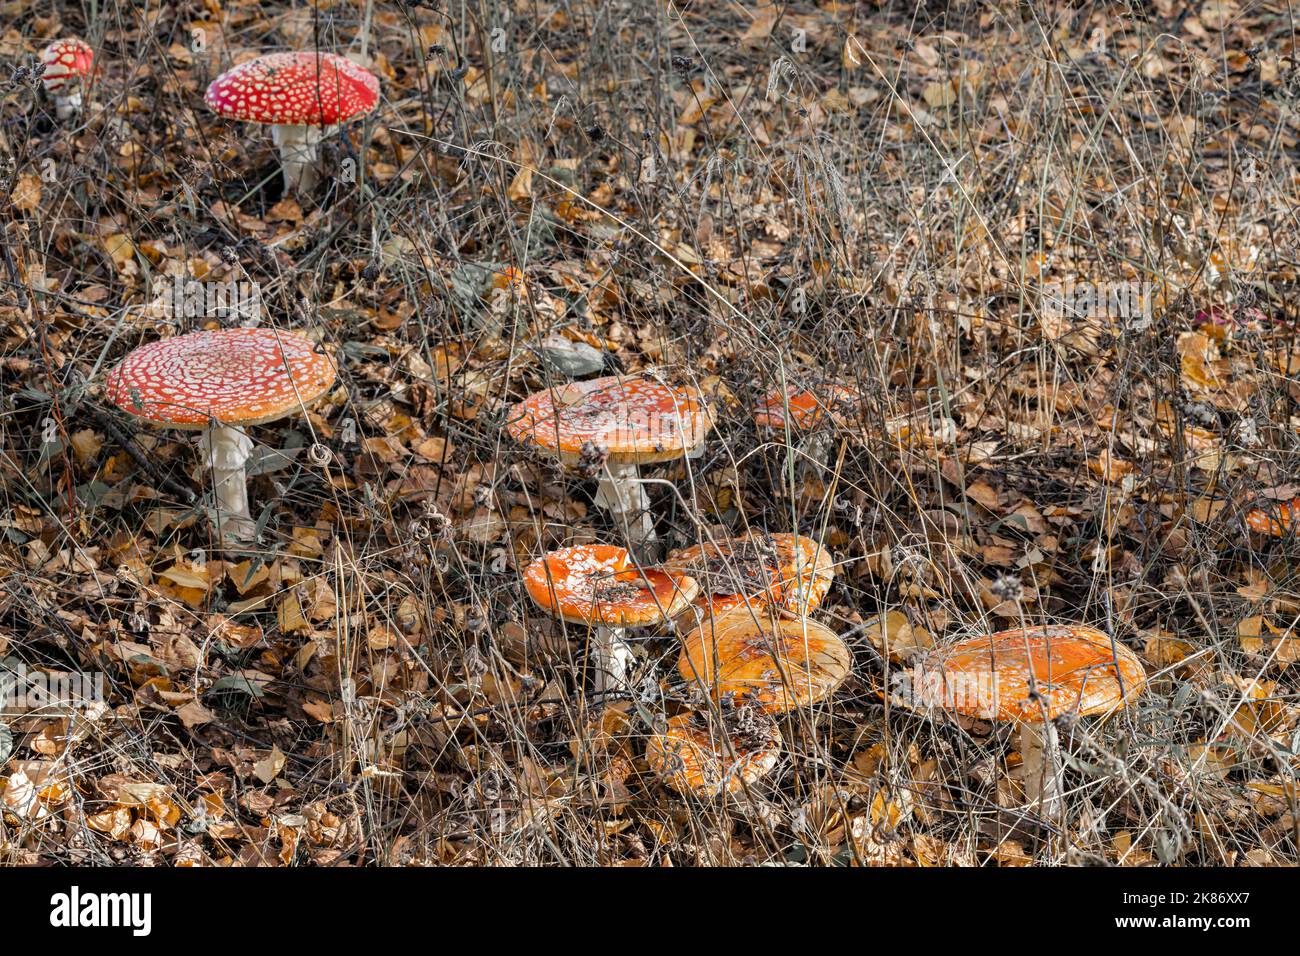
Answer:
[
  {"left": 664, "top": 532, "right": 835, "bottom": 618},
  {"left": 105, "top": 328, "right": 336, "bottom": 429},
  {"left": 902, "top": 625, "right": 1147, "bottom": 723},
  {"left": 40, "top": 38, "right": 95, "bottom": 94},
  {"left": 753, "top": 381, "right": 859, "bottom": 432},
  {"left": 522, "top": 544, "right": 698, "bottom": 627},
  {"left": 506, "top": 375, "right": 714, "bottom": 466},
  {"left": 1245, "top": 496, "right": 1300, "bottom": 537},
  {"left": 204, "top": 52, "right": 379, "bottom": 127}
]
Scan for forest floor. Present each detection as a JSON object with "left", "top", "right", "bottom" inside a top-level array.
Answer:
[{"left": 1, "top": 0, "right": 1300, "bottom": 866}]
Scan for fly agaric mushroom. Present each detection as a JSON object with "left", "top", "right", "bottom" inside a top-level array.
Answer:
[
  {"left": 678, "top": 607, "right": 852, "bottom": 714},
  {"left": 753, "top": 380, "right": 858, "bottom": 476},
  {"left": 523, "top": 543, "right": 699, "bottom": 695},
  {"left": 1245, "top": 497, "right": 1300, "bottom": 537},
  {"left": 897, "top": 624, "right": 1146, "bottom": 818},
  {"left": 664, "top": 531, "right": 835, "bottom": 625},
  {"left": 506, "top": 375, "right": 714, "bottom": 553},
  {"left": 645, "top": 704, "right": 780, "bottom": 797},
  {"left": 204, "top": 52, "right": 380, "bottom": 194},
  {"left": 40, "top": 38, "right": 95, "bottom": 121},
  {"left": 105, "top": 328, "right": 336, "bottom": 547}
]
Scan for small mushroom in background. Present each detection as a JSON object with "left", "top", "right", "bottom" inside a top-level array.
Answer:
[
  {"left": 753, "top": 380, "right": 859, "bottom": 478},
  {"left": 663, "top": 531, "right": 835, "bottom": 627},
  {"left": 204, "top": 52, "right": 380, "bottom": 195},
  {"left": 894, "top": 624, "right": 1147, "bottom": 819},
  {"left": 40, "top": 38, "right": 95, "bottom": 121},
  {"left": 1244, "top": 496, "right": 1300, "bottom": 537},
  {"left": 523, "top": 543, "right": 698, "bottom": 696},
  {"left": 677, "top": 607, "right": 852, "bottom": 714},
  {"left": 645, "top": 702, "right": 781, "bottom": 797},
  {"left": 506, "top": 374, "right": 714, "bottom": 555},
  {"left": 105, "top": 328, "right": 336, "bottom": 549}
]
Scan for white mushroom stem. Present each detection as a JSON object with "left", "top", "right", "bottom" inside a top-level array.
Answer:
[
  {"left": 1019, "top": 719, "right": 1063, "bottom": 818},
  {"left": 52, "top": 91, "right": 83, "bottom": 121},
  {"left": 271, "top": 124, "right": 327, "bottom": 193},
  {"left": 594, "top": 462, "right": 655, "bottom": 553},
  {"left": 591, "top": 625, "right": 634, "bottom": 696},
  {"left": 197, "top": 422, "right": 257, "bottom": 545}
]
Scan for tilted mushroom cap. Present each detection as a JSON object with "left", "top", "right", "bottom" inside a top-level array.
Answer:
[
  {"left": 1244, "top": 497, "right": 1300, "bottom": 537},
  {"left": 523, "top": 544, "right": 699, "bottom": 627},
  {"left": 105, "top": 328, "right": 336, "bottom": 428},
  {"left": 644, "top": 710, "right": 780, "bottom": 797},
  {"left": 204, "top": 52, "right": 379, "bottom": 127},
  {"left": 753, "top": 381, "right": 859, "bottom": 431},
  {"left": 903, "top": 624, "right": 1147, "bottom": 723},
  {"left": 40, "top": 38, "right": 94, "bottom": 93},
  {"left": 505, "top": 375, "right": 714, "bottom": 466},
  {"left": 664, "top": 532, "right": 834, "bottom": 617},
  {"left": 678, "top": 608, "right": 852, "bottom": 713}
]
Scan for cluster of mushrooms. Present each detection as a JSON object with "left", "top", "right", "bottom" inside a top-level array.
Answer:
[
  {"left": 69, "top": 36, "right": 1169, "bottom": 818},
  {"left": 505, "top": 375, "right": 1151, "bottom": 809},
  {"left": 88, "top": 48, "right": 381, "bottom": 544},
  {"left": 41, "top": 39, "right": 378, "bottom": 193}
]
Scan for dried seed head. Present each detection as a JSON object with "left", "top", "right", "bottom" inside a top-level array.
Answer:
[
  {"left": 576, "top": 439, "right": 609, "bottom": 479},
  {"left": 990, "top": 574, "right": 1024, "bottom": 603}
]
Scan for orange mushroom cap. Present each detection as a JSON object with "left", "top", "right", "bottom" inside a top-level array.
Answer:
[
  {"left": 644, "top": 710, "right": 780, "bottom": 796},
  {"left": 105, "top": 328, "right": 336, "bottom": 428},
  {"left": 1244, "top": 497, "right": 1300, "bottom": 537},
  {"left": 204, "top": 52, "right": 379, "bottom": 128},
  {"left": 664, "top": 532, "right": 835, "bottom": 617},
  {"left": 523, "top": 544, "right": 699, "bottom": 627},
  {"left": 40, "top": 38, "right": 95, "bottom": 94},
  {"left": 753, "top": 381, "right": 859, "bottom": 431},
  {"left": 678, "top": 608, "right": 852, "bottom": 713},
  {"left": 505, "top": 375, "right": 714, "bottom": 466},
  {"left": 902, "top": 624, "right": 1147, "bottom": 723}
]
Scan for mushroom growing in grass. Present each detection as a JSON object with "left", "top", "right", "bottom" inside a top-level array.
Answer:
[
  {"left": 664, "top": 531, "right": 835, "bottom": 626},
  {"left": 678, "top": 606, "right": 852, "bottom": 714},
  {"left": 40, "top": 38, "right": 95, "bottom": 121},
  {"left": 523, "top": 543, "right": 699, "bottom": 696},
  {"left": 1245, "top": 496, "right": 1300, "bottom": 537},
  {"left": 205, "top": 52, "right": 380, "bottom": 194},
  {"left": 753, "top": 380, "right": 858, "bottom": 477},
  {"left": 105, "top": 328, "right": 336, "bottom": 548},
  {"left": 645, "top": 702, "right": 781, "bottom": 797},
  {"left": 896, "top": 624, "right": 1146, "bottom": 819},
  {"left": 506, "top": 375, "right": 714, "bottom": 554}
]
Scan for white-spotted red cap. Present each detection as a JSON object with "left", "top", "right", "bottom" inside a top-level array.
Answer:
[
  {"left": 40, "top": 38, "right": 95, "bottom": 94},
  {"left": 506, "top": 375, "right": 714, "bottom": 466},
  {"left": 644, "top": 710, "right": 781, "bottom": 796},
  {"left": 678, "top": 608, "right": 852, "bottom": 714},
  {"left": 664, "top": 532, "right": 835, "bottom": 618},
  {"left": 904, "top": 625, "right": 1147, "bottom": 723},
  {"left": 204, "top": 52, "right": 379, "bottom": 127},
  {"left": 523, "top": 544, "right": 698, "bottom": 627},
  {"left": 1245, "top": 497, "right": 1300, "bottom": 537},
  {"left": 753, "top": 381, "right": 859, "bottom": 431},
  {"left": 105, "top": 328, "right": 336, "bottom": 429}
]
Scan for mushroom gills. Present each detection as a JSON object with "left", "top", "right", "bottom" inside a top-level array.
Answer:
[
  {"left": 271, "top": 124, "right": 328, "bottom": 193},
  {"left": 198, "top": 422, "right": 257, "bottom": 545},
  {"left": 593, "top": 462, "right": 655, "bottom": 551},
  {"left": 1019, "top": 719, "right": 1063, "bottom": 818},
  {"left": 591, "top": 624, "right": 634, "bottom": 696}
]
